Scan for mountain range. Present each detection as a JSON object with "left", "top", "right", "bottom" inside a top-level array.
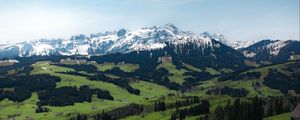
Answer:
[
  {"left": 0, "top": 24, "right": 299, "bottom": 65},
  {"left": 0, "top": 24, "right": 300, "bottom": 120}
]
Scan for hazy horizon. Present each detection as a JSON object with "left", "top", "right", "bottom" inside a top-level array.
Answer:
[{"left": 0, "top": 0, "right": 299, "bottom": 44}]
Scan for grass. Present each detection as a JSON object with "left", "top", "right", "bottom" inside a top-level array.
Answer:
[
  {"left": 106, "top": 74, "right": 120, "bottom": 79},
  {"left": 130, "top": 81, "right": 174, "bottom": 102},
  {"left": 194, "top": 77, "right": 282, "bottom": 98},
  {"left": 186, "top": 79, "right": 281, "bottom": 99},
  {"left": 0, "top": 60, "right": 17, "bottom": 66},
  {"left": 187, "top": 61, "right": 295, "bottom": 98},
  {"left": 157, "top": 62, "right": 190, "bottom": 84},
  {"left": 31, "top": 61, "right": 143, "bottom": 102},
  {"left": 94, "top": 62, "right": 139, "bottom": 72},
  {"left": 0, "top": 93, "right": 126, "bottom": 120},
  {"left": 117, "top": 63, "right": 140, "bottom": 72},
  {"left": 0, "top": 93, "right": 40, "bottom": 120},
  {"left": 6, "top": 67, "right": 25, "bottom": 75},
  {"left": 122, "top": 95, "right": 228, "bottom": 120},
  {"left": 31, "top": 61, "right": 171, "bottom": 103},
  {"left": 0, "top": 61, "right": 171, "bottom": 120},
  {"left": 244, "top": 59, "right": 260, "bottom": 67},
  {"left": 243, "top": 61, "right": 295, "bottom": 75},
  {"left": 219, "top": 68, "right": 234, "bottom": 73},
  {"left": 207, "top": 95, "right": 232, "bottom": 112},
  {"left": 122, "top": 110, "right": 174, "bottom": 120},
  {"left": 0, "top": 61, "right": 130, "bottom": 119},
  {"left": 264, "top": 112, "right": 291, "bottom": 120},
  {"left": 185, "top": 115, "right": 205, "bottom": 120},
  {"left": 122, "top": 97, "right": 193, "bottom": 120},
  {"left": 59, "top": 59, "right": 89, "bottom": 64},
  {"left": 7, "top": 69, "right": 17, "bottom": 75},
  {"left": 221, "top": 62, "right": 298, "bottom": 97},
  {"left": 182, "top": 63, "right": 202, "bottom": 72},
  {"left": 205, "top": 67, "right": 221, "bottom": 75},
  {"left": 94, "top": 62, "right": 115, "bottom": 71},
  {"left": 221, "top": 79, "right": 282, "bottom": 97},
  {"left": 1, "top": 60, "right": 297, "bottom": 120}
]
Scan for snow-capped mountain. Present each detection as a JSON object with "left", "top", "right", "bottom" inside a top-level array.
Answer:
[
  {"left": 240, "top": 39, "right": 300, "bottom": 63},
  {"left": 200, "top": 32, "right": 256, "bottom": 50},
  {"left": 0, "top": 24, "right": 298, "bottom": 64},
  {"left": 199, "top": 32, "right": 230, "bottom": 46},
  {"left": 228, "top": 40, "right": 257, "bottom": 49},
  {"left": 211, "top": 33, "right": 229, "bottom": 45},
  {"left": 0, "top": 44, "right": 10, "bottom": 50},
  {"left": 0, "top": 24, "right": 215, "bottom": 59}
]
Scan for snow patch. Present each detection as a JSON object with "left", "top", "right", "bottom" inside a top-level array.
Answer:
[
  {"left": 243, "top": 51, "right": 256, "bottom": 58},
  {"left": 32, "top": 44, "right": 54, "bottom": 55},
  {"left": 229, "top": 40, "right": 257, "bottom": 49},
  {"left": 266, "top": 41, "right": 287, "bottom": 56},
  {"left": 0, "top": 59, "right": 19, "bottom": 63}
]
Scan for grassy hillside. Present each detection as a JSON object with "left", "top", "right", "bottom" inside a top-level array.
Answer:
[
  {"left": 0, "top": 61, "right": 171, "bottom": 120},
  {"left": 0, "top": 60, "right": 299, "bottom": 120},
  {"left": 188, "top": 61, "right": 300, "bottom": 98},
  {"left": 94, "top": 62, "right": 139, "bottom": 72},
  {"left": 157, "top": 62, "right": 190, "bottom": 84}
]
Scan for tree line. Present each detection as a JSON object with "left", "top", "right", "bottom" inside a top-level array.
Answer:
[
  {"left": 170, "top": 99, "right": 210, "bottom": 120},
  {"left": 264, "top": 69, "right": 300, "bottom": 93},
  {"left": 206, "top": 86, "right": 249, "bottom": 97},
  {"left": 207, "top": 96, "right": 300, "bottom": 120},
  {"left": 0, "top": 74, "right": 60, "bottom": 102},
  {"left": 218, "top": 72, "right": 261, "bottom": 81},
  {"left": 69, "top": 103, "right": 144, "bottom": 120},
  {"left": 210, "top": 97, "right": 263, "bottom": 120},
  {"left": 38, "top": 85, "right": 113, "bottom": 106}
]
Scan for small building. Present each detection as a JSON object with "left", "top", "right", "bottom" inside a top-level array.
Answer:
[{"left": 158, "top": 56, "right": 172, "bottom": 63}]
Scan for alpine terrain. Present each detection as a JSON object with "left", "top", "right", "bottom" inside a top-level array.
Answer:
[{"left": 0, "top": 24, "right": 299, "bottom": 120}]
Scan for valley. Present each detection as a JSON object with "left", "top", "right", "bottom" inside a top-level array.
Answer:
[{"left": 0, "top": 55, "right": 299, "bottom": 120}]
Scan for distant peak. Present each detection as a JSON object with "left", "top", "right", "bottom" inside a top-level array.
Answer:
[
  {"left": 70, "top": 34, "right": 86, "bottom": 41},
  {"left": 163, "top": 23, "right": 177, "bottom": 29},
  {"left": 213, "top": 33, "right": 224, "bottom": 37},
  {"left": 200, "top": 32, "right": 212, "bottom": 38},
  {"left": 117, "top": 28, "right": 128, "bottom": 36},
  {"left": 212, "top": 33, "right": 226, "bottom": 41}
]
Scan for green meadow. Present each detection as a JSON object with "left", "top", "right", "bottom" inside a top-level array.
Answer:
[{"left": 0, "top": 61, "right": 297, "bottom": 120}]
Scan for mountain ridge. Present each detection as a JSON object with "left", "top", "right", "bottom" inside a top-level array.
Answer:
[
  {"left": 240, "top": 39, "right": 300, "bottom": 63},
  {"left": 0, "top": 24, "right": 299, "bottom": 61},
  {"left": 0, "top": 24, "right": 215, "bottom": 58}
]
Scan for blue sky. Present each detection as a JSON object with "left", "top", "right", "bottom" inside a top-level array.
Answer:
[{"left": 0, "top": 0, "right": 299, "bottom": 43}]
